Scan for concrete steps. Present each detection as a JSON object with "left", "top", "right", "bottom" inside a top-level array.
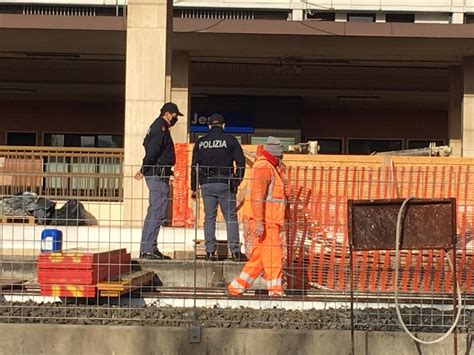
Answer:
[{"left": 0, "top": 256, "right": 266, "bottom": 289}]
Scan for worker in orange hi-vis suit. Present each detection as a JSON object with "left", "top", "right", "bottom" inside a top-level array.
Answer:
[{"left": 228, "top": 136, "right": 287, "bottom": 297}]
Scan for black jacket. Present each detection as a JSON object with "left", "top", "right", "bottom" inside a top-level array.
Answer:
[
  {"left": 191, "top": 127, "right": 245, "bottom": 192},
  {"left": 141, "top": 116, "right": 175, "bottom": 176}
]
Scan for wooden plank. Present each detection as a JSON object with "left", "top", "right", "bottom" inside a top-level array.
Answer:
[{"left": 97, "top": 271, "right": 154, "bottom": 297}]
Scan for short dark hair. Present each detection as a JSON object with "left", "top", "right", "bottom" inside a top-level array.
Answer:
[{"left": 208, "top": 113, "right": 225, "bottom": 126}]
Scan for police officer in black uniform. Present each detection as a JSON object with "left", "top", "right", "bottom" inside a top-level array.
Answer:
[
  {"left": 134, "top": 102, "right": 183, "bottom": 260},
  {"left": 191, "top": 113, "right": 248, "bottom": 261}
]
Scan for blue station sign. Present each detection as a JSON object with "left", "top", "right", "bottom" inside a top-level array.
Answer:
[{"left": 190, "top": 113, "right": 255, "bottom": 133}]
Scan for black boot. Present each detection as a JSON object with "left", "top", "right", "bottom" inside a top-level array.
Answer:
[
  {"left": 205, "top": 251, "right": 217, "bottom": 261},
  {"left": 140, "top": 249, "right": 171, "bottom": 260},
  {"left": 231, "top": 251, "right": 248, "bottom": 262}
]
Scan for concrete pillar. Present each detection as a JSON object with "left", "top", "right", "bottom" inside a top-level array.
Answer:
[
  {"left": 164, "top": 0, "right": 173, "bottom": 102},
  {"left": 451, "top": 12, "right": 464, "bottom": 24},
  {"left": 292, "top": 9, "right": 304, "bottom": 21},
  {"left": 448, "top": 66, "right": 463, "bottom": 156},
  {"left": 335, "top": 13, "right": 347, "bottom": 22},
  {"left": 375, "top": 13, "right": 386, "bottom": 23},
  {"left": 123, "top": 0, "right": 170, "bottom": 226},
  {"left": 170, "top": 51, "right": 190, "bottom": 143},
  {"left": 462, "top": 57, "right": 474, "bottom": 156}
]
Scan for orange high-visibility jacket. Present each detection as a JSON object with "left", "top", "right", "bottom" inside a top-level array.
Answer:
[{"left": 249, "top": 156, "right": 286, "bottom": 226}]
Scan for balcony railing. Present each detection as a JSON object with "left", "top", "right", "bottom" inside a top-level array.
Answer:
[{"left": 0, "top": 146, "right": 124, "bottom": 201}]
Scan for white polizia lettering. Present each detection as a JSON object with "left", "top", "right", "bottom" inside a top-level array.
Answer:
[{"left": 199, "top": 140, "right": 228, "bottom": 149}]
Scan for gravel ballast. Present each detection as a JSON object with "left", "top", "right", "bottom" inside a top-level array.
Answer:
[{"left": 0, "top": 301, "right": 472, "bottom": 332}]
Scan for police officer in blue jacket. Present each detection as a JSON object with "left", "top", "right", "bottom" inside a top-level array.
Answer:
[
  {"left": 191, "top": 113, "right": 248, "bottom": 262},
  {"left": 134, "top": 102, "right": 183, "bottom": 260}
]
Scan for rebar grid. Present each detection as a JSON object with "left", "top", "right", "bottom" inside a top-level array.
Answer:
[{"left": 0, "top": 153, "right": 473, "bottom": 332}]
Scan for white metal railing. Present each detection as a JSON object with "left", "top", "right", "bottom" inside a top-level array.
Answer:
[
  {"left": 0, "top": 0, "right": 473, "bottom": 20},
  {"left": 23, "top": 5, "right": 96, "bottom": 15}
]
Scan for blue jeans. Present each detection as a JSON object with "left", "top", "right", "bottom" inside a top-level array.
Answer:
[
  {"left": 140, "top": 176, "right": 169, "bottom": 254},
  {"left": 201, "top": 182, "right": 240, "bottom": 253}
]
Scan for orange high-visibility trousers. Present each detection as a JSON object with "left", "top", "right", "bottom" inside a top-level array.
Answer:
[{"left": 228, "top": 222, "right": 283, "bottom": 296}]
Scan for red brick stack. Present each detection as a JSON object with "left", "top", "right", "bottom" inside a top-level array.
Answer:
[{"left": 38, "top": 248, "right": 131, "bottom": 297}]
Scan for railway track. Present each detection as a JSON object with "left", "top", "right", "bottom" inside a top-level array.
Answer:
[{"left": 2, "top": 283, "right": 474, "bottom": 307}]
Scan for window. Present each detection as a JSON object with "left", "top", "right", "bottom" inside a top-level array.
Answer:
[
  {"left": 386, "top": 13, "right": 415, "bottom": 23},
  {"left": 6, "top": 132, "right": 37, "bottom": 146},
  {"left": 307, "top": 138, "right": 343, "bottom": 154},
  {"left": 466, "top": 15, "right": 474, "bottom": 24},
  {"left": 347, "top": 13, "right": 375, "bottom": 22},
  {"left": 348, "top": 139, "right": 402, "bottom": 155},
  {"left": 306, "top": 12, "right": 336, "bottom": 21},
  {"left": 44, "top": 133, "right": 123, "bottom": 148},
  {"left": 407, "top": 140, "right": 445, "bottom": 149},
  {"left": 97, "top": 135, "right": 123, "bottom": 148},
  {"left": 251, "top": 136, "right": 295, "bottom": 151},
  {"left": 251, "top": 128, "right": 300, "bottom": 152}
]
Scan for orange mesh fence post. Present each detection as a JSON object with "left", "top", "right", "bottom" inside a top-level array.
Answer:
[
  {"left": 423, "top": 250, "right": 434, "bottom": 292},
  {"left": 350, "top": 167, "right": 360, "bottom": 289},
  {"left": 380, "top": 253, "right": 391, "bottom": 291},
  {"left": 324, "top": 167, "right": 334, "bottom": 289},
  {"left": 358, "top": 251, "right": 369, "bottom": 291},
  {"left": 412, "top": 166, "right": 423, "bottom": 292},
  {"left": 338, "top": 166, "right": 349, "bottom": 290},
  {"left": 375, "top": 167, "right": 381, "bottom": 199},
  {"left": 172, "top": 143, "right": 193, "bottom": 227},
  {"left": 327, "top": 166, "right": 341, "bottom": 289},
  {"left": 316, "top": 167, "right": 326, "bottom": 286},
  {"left": 433, "top": 249, "right": 445, "bottom": 293},
  {"left": 431, "top": 166, "right": 437, "bottom": 197},
  {"left": 440, "top": 166, "right": 446, "bottom": 198},
  {"left": 462, "top": 166, "right": 471, "bottom": 293},
  {"left": 401, "top": 166, "right": 414, "bottom": 292},
  {"left": 369, "top": 250, "right": 379, "bottom": 292},
  {"left": 317, "top": 231, "right": 327, "bottom": 286},
  {"left": 317, "top": 167, "right": 324, "bottom": 223},
  {"left": 366, "top": 167, "right": 378, "bottom": 292},
  {"left": 402, "top": 251, "right": 412, "bottom": 292},
  {"left": 379, "top": 167, "right": 391, "bottom": 291},
  {"left": 354, "top": 167, "right": 370, "bottom": 291},
  {"left": 414, "top": 252, "right": 423, "bottom": 291},
  {"left": 367, "top": 167, "right": 373, "bottom": 198},
  {"left": 465, "top": 256, "right": 474, "bottom": 293},
  {"left": 445, "top": 250, "right": 453, "bottom": 293},
  {"left": 421, "top": 166, "right": 434, "bottom": 292},
  {"left": 359, "top": 167, "right": 365, "bottom": 199}
]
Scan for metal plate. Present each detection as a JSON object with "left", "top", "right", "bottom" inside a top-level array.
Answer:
[{"left": 348, "top": 198, "right": 456, "bottom": 251}]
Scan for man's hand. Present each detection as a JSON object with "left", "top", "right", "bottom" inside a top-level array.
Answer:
[
  {"left": 254, "top": 221, "right": 265, "bottom": 241},
  {"left": 134, "top": 170, "right": 143, "bottom": 181},
  {"left": 191, "top": 191, "right": 197, "bottom": 200}
]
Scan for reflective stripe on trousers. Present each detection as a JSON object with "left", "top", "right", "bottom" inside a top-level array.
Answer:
[
  {"left": 228, "top": 272, "right": 255, "bottom": 295},
  {"left": 227, "top": 222, "right": 283, "bottom": 295}
]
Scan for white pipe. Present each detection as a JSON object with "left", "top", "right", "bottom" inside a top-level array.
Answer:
[{"left": 394, "top": 197, "right": 462, "bottom": 344}]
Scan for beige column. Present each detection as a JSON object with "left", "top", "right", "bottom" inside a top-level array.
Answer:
[
  {"left": 170, "top": 51, "right": 190, "bottom": 143},
  {"left": 123, "top": 0, "right": 170, "bottom": 226},
  {"left": 463, "top": 57, "right": 474, "bottom": 157},
  {"left": 164, "top": 0, "right": 173, "bottom": 102},
  {"left": 448, "top": 66, "right": 463, "bottom": 156}
]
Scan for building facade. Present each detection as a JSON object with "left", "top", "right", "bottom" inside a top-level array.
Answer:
[{"left": 0, "top": 0, "right": 474, "bottom": 154}]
